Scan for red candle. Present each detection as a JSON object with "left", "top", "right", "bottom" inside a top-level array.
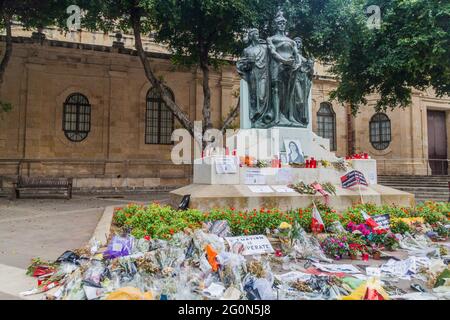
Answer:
[
  {"left": 225, "top": 147, "right": 230, "bottom": 156},
  {"left": 232, "top": 149, "right": 237, "bottom": 156},
  {"left": 305, "top": 160, "right": 310, "bottom": 168}
]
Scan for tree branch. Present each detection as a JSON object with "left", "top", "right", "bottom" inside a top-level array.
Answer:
[
  {"left": 0, "top": 15, "right": 12, "bottom": 87},
  {"left": 130, "top": 10, "right": 194, "bottom": 137},
  {"left": 221, "top": 96, "right": 240, "bottom": 133}
]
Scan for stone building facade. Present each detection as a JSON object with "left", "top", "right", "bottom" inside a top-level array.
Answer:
[{"left": 0, "top": 29, "right": 449, "bottom": 190}]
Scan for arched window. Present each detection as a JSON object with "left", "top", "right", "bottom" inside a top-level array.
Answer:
[
  {"left": 370, "top": 113, "right": 391, "bottom": 150},
  {"left": 63, "top": 93, "right": 91, "bottom": 142},
  {"left": 145, "top": 88, "right": 174, "bottom": 145},
  {"left": 317, "top": 102, "right": 337, "bottom": 151}
]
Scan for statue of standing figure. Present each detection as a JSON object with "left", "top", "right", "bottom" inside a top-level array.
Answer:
[
  {"left": 237, "top": 10, "right": 315, "bottom": 129},
  {"left": 236, "top": 29, "right": 270, "bottom": 127}
]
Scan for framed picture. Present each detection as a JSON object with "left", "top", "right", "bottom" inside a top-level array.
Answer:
[
  {"left": 284, "top": 139, "right": 305, "bottom": 164},
  {"left": 279, "top": 152, "right": 288, "bottom": 165}
]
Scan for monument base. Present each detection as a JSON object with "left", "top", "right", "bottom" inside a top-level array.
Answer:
[{"left": 170, "top": 184, "right": 415, "bottom": 212}]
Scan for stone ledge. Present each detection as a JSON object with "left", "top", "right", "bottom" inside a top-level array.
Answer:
[{"left": 170, "top": 184, "right": 415, "bottom": 212}]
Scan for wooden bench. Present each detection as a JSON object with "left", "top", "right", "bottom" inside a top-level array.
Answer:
[{"left": 13, "top": 177, "right": 73, "bottom": 200}]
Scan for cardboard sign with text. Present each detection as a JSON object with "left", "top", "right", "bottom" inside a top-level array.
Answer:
[
  {"left": 225, "top": 235, "right": 274, "bottom": 256},
  {"left": 373, "top": 214, "right": 391, "bottom": 230}
]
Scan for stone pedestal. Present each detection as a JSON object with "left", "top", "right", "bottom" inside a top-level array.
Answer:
[
  {"left": 227, "top": 127, "right": 338, "bottom": 162},
  {"left": 193, "top": 156, "right": 240, "bottom": 185},
  {"left": 170, "top": 184, "right": 415, "bottom": 212}
]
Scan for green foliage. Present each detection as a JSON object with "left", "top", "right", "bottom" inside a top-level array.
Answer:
[
  {"left": 390, "top": 219, "right": 411, "bottom": 234},
  {"left": 0, "top": 1, "right": 69, "bottom": 29},
  {"left": 114, "top": 201, "right": 449, "bottom": 240},
  {"left": 252, "top": 0, "right": 450, "bottom": 114},
  {"left": 144, "top": 0, "right": 255, "bottom": 67},
  {"left": 324, "top": 0, "right": 450, "bottom": 113},
  {"left": 0, "top": 100, "right": 12, "bottom": 114}
]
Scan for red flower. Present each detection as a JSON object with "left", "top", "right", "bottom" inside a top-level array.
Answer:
[
  {"left": 144, "top": 235, "right": 151, "bottom": 241},
  {"left": 169, "top": 229, "right": 175, "bottom": 235}
]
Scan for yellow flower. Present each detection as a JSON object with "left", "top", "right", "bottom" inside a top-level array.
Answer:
[{"left": 279, "top": 222, "right": 292, "bottom": 230}]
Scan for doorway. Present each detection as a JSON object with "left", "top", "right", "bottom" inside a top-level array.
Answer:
[{"left": 427, "top": 110, "right": 448, "bottom": 175}]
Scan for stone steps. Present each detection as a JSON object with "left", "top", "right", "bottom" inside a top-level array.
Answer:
[{"left": 378, "top": 175, "right": 449, "bottom": 203}]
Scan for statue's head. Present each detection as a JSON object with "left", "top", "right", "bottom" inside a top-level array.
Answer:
[
  {"left": 274, "top": 10, "right": 287, "bottom": 32},
  {"left": 248, "top": 28, "right": 260, "bottom": 42},
  {"left": 294, "top": 37, "right": 303, "bottom": 50}
]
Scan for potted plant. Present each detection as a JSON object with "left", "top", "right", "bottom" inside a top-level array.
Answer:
[
  {"left": 320, "top": 235, "right": 349, "bottom": 260},
  {"left": 347, "top": 235, "right": 368, "bottom": 260},
  {"left": 348, "top": 244, "right": 361, "bottom": 260},
  {"left": 370, "top": 244, "right": 383, "bottom": 260}
]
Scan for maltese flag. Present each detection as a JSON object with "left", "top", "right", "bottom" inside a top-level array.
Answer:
[
  {"left": 311, "top": 206, "right": 325, "bottom": 233},
  {"left": 361, "top": 210, "right": 379, "bottom": 229}
]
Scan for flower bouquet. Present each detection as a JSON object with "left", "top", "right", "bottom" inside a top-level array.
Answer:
[{"left": 370, "top": 244, "right": 383, "bottom": 260}]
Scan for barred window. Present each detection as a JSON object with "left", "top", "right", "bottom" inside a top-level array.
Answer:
[
  {"left": 63, "top": 93, "right": 91, "bottom": 142},
  {"left": 370, "top": 113, "right": 391, "bottom": 150},
  {"left": 145, "top": 88, "right": 174, "bottom": 145},
  {"left": 317, "top": 102, "right": 337, "bottom": 151}
]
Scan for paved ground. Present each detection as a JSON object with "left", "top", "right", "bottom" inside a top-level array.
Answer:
[{"left": 0, "top": 193, "right": 170, "bottom": 299}]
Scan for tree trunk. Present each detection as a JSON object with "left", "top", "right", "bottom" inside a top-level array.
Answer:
[
  {"left": 131, "top": 12, "right": 194, "bottom": 137},
  {"left": 200, "top": 57, "right": 212, "bottom": 133},
  {"left": 0, "top": 16, "right": 12, "bottom": 88}
]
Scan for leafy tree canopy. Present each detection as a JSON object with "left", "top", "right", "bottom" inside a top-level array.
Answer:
[{"left": 238, "top": 0, "right": 449, "bottom": 114}]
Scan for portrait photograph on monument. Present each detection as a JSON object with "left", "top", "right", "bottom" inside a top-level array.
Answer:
[
  {"left": 0, "top": 0, "right": 448, "bottom": 309},
  {"left": 284, "top": 140, "right": 305, "bottom": 164}
]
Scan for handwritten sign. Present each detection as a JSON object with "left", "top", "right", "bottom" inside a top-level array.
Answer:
[
  {"left": 245, "top": 169, "right": 266, "bottom": 185},
  {"left": 215, "top": 157, "right": 237, "bottom": 174},
  {"left": 373, "top": 214, "right": 391, "bottom": 230},
  {"left": 225, "top": 235, "right": 274, "bottom": 256}
]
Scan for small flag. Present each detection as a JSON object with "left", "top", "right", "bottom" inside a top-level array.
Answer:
[
  {"left": 311, "top": 206, "right": 325, "bottom": 233},
  {"left": 341, "top": 170, "right": 368, "bottom": 189},
  {"left": 361, "top": 210, "right": 379, "bottom": 229}
]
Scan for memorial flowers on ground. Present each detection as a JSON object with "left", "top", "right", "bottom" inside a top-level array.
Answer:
[{"left": 113, "top": 201, "right": 448, "bottom": 245}]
